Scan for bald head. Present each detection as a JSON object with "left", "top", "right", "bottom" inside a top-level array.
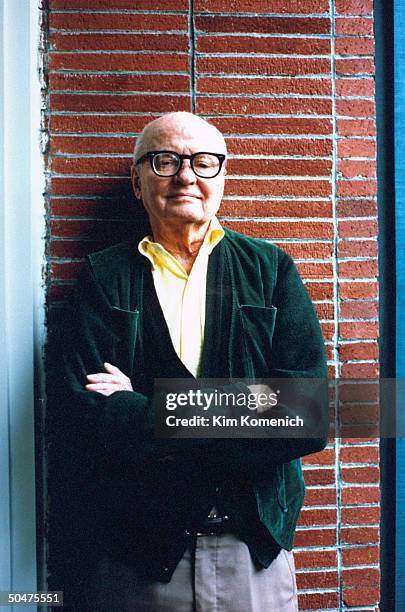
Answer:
[{"left": 133, "top": 112, "right": 227, "bottom": 162}]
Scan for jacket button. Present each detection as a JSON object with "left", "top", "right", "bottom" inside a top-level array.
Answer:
[
  {"left": 185, "top": 529, "right": 191, "bottom": 536},
  {"left": 163, "top": 566, "right": 169, "bottom": 573}
]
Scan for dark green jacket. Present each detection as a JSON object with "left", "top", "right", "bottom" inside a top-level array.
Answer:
[{"left": 61, "top": 227, "right": 328, "bottom": 581}]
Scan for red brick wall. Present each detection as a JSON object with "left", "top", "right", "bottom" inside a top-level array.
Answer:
[{"left": 44, "top": 1, "right": 379, "bottom": 609}]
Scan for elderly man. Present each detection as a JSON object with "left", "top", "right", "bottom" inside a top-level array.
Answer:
[{"left": 61, "top": 111, "right": 327, "bottom": 611}]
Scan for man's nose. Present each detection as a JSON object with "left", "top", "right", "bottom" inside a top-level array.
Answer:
[{"left": 175, "top": 159, "right": 196, "bottom": 184}]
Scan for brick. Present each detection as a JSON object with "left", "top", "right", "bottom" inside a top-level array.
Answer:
[
  {"left": 337, "top": 99, "right": 376, "bottom": 118},
  {"left": 339, "top": 300, "right": 378, "bottom": 319},
  {"left": 339, "top": 281, "right": 378, "bottom": 299},
  {"left": 52, "top": 157, "right": 131, "bottom": 176},
  {"left": 336, "top": 58, "right": 375, "bottom": 76},
  {"left": 219, "top": 199, "right": 332, "bottom": 218},
  {"left": 198, "top": 76, "right": 331, "bottom": 97},
  {"left": 272, "top": 243, "right": 333, "bottom": 261},
  {"left": 336, "top": 78, "right": 375, "bottom": 97},
  {"left": 338, "top": 159, "right": 376, "bottom": 178},
  {"left": 341, "top": 436, "right": 379, "bottom": 444},
  {"left": 49, "top": 13, "right": 188, "bottom": 31},
  {"left": 343, "top": 587, "right": 380, "bottom": 607},
  {"left": 341, "top": 527, "right": 379, "bottom": 545},
  {"left": 195, "top": 16, "right": 330, "bottom": 35},
  {"left": 335, "top": 36, "right": 375, "bottom": 55},
  {"left": 296, "top": 262, "right": 333, "bottom": 278},
  {"left": 340, "top": 445, "right": 379, "bottom": 463},
  {"left": 338, "top": 138, "right": 376, "bottom": 157},
  {"left": 49, "top": 52, "right": 189, "bottom": 72},
  {"left": 225, "top": 137, "right": 332, "bottom": 157},
  {"left": 342, "top": 467, "right": 379, "bottom": 484},
  {"left": 296, "top": 568, "right": 338, "bottom": 589},
  {"left": 320, "top": 322, "right": 335, "bottom": 340},
  {"left": 335, "top": 17, "right": 373, "bottom": 35},
  {"left": 338, "top": 260, "right": 378, "bottom": 278},
  {"left": 305, "top": 282, "right": 334, "bottom": 300},
  {"left": 50, "top": 239, "right": 107, "bottom": 258},
  {"left": 337, "top": 179, "right": 377, "bottom": 197},
  {"left": 49, "top": 0, "right": 188, "bottom": 7},
  {"left": 50, "top": 198, "right": 130, "bottom": 218},
  {"left": 197, "top": 96, "right": 332, "bottom": 117},
  {"left": 50, "top": 177, "right": 131, "bottom": 197},
  {"left": 227, "top": 158, "right": 332, "bottom": 176},
  {"left": 48, "top": 283, "right": 74, "bottom": 302},
  {"left": 304, "top": 488, "right": 336, "bottom": 506},
  {"left": 50, "top": 261, "right": 83, "bottom": 280},
  {"left": 51, "top": 217, "right": 132, "bottom": 239},
  {"left": 50, "top": 136, "right": 134, "bottom": 156},
  {"left": 210, "top": 117, "right": 332, "bottom": 135},
  {"left": 340, "top": 362, "right": 379, "bottom": 377},
  {"left": 51, "top": 93, "right": 190, "bottom": 113},
  {"left": 336, "top": 0, "right": 373, "bottom": 14},
  {"left": 298, "top": 592, "right": 340, "bottom": 610},
  {"left": 341, "top": 505, "right": 379, "bottom": 525},
  {"left": 342, "top": 486, "right": 380, "bottom": 505},
  {"left": 49, "top": 33, "right": 189, "bottom": 52},
  {"left": 197, "top": 36, "right": 331, "bottom": 55},
  {"left": 51, "top": 114, "right": 153, "bottom": 134},
  {"left": 338, "top": 118, "right": 376, "bottom": 136},
  {"left": 50, "top": 74, "right": 190, "bottom": 93},
  {"left": 295, "top": 529, "right": 336, "bottom": 548},
  {"left": 338, "top": 219, "right": 377, "bottom": 238},
  {"left": 302, "top": 448, "right": 335, "bottom": 465},
  {"left": 197, "top": 56, "right": 330, "bottom": 76},
  {"left": 295, "top": 549, "right": 337, "bottom": 569},
  {"left": 340, "top": 322, "right": 379, "bottom": 340},
  {"left": 338, "top": 239, "right": 377, "bottom": 258},
  {"left": 337, "top": 200, "right": 377, "bottom": 217},
  {"left": 342, "top": 545, "right": 379, "bottom": 566},
  {"left": 194, "top": 0, "right": 329, "bottom": 12},
  {"left": 314, "top": 302, "right": 334, "bottom": 319},
  {"left": 222, "top": 220, "right": 332, "bottom": 239},
  {"left": 338, "top": 381, "right": 379, "bottom": 401},
  {"left": 225, "top": 179, "right": 332, "bottom": 198},
  {"left": 298, "top": 508, "right": 337, "bottom": 526},
  {"left": 303, "top": 468, "right": 335, "bottom": 486},
  {"left": 343, "top": 567, "right": 380, "bottom": 587},
  {"left": 339, "top": 341, "right": 378, "bottom": 361}
]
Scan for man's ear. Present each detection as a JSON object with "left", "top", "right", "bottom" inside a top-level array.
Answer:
[{"left": 131, "top": 164, "right": 142, "bottom": 200}]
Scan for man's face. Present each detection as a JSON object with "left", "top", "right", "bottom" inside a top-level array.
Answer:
[{"left": 131, "top": 116, "right": 226, "bottom": 228}]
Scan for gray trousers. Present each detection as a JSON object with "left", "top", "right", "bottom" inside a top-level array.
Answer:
[{"left": 88, "top": 534, "right": 298, "bottom": 611}]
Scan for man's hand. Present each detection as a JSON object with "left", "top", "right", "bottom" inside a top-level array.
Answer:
[{"left": 85, "top": 362, "right": 133, "bottom": 396}]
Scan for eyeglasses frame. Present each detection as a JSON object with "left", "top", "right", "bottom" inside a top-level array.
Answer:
[{"left": 135, "top": 150, "right": 226, "bottom": 179}]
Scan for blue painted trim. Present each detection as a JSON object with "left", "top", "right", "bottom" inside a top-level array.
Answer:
[
  {"left": 394, "top": 1, "right": 405, "bottom": 610},
  {"left": 375, "top": 0, "right": 395, "bottom": 608}
]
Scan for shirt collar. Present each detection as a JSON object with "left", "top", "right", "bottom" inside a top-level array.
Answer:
[{"left": 138, "top": 217, "right": 224, "bottom": 274}]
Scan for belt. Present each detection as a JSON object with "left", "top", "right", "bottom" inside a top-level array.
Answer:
[{"left": 195, "top": 514, "right": 232, "bottom": 537}]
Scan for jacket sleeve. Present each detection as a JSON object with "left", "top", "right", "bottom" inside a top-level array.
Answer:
[
  {"left": 197, "top": 250, "right": 329, "bottom": 477},
  {"left": 60, "top": 260, "right": 163, "bottom": 473}
]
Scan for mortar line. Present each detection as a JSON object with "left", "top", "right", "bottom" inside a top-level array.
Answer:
[
  {"left": 330, "top": 3, "right": 343, "bottom": 611},
  {"left": 189, "top": 0, "right": 196, "bottom": 113}
]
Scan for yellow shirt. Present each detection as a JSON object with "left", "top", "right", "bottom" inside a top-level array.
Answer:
[{"left": 138, "top": 217, "right": 224, "bottom": 377}]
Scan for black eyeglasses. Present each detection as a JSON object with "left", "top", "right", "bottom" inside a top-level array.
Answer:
[{"left": 135, "top": 150, "right": 226, "bottom": 178}]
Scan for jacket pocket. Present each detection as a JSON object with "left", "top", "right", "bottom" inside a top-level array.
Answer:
[
  {"left": 239, "top": 305, "right": 277, "bottom": 377},
  {"left": 111, "top": 307, "right": 140, "bottom": 378}
]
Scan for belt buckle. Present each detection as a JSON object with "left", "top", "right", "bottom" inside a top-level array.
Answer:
[{"left": 195, "top": 515, "right": 230, "bottom": 537}]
